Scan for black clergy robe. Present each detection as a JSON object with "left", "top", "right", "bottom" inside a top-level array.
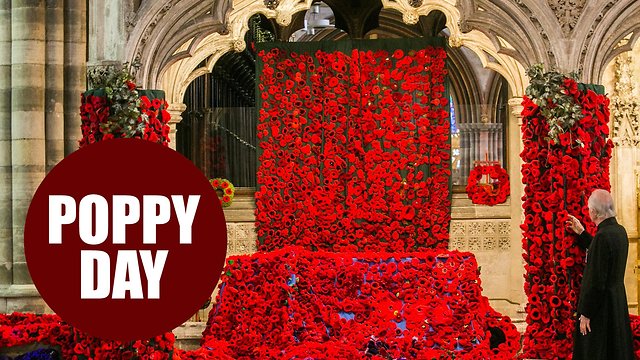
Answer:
[{"left": 573, "top": 217, "right": 634, "bottom": 360}]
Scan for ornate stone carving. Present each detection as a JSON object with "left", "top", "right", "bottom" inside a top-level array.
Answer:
[
  {"left": 578, "top": 0, "right": 620, "bottom": 76},
  {"left": 226, "top": 223, "right": 258, "bottom": 256},
  {"left": 513, "top": 0, "right": 556, "bottom": 66},
  {"left": 264, "top": 0, "right": 280, "bottom": 10},
  {"left": 232, "top": 39, "right": 246, "bottom": 52},
  {"left": 132, "top": 1, "right": 177, "bottom": 77},
  {"left": 402, "top": 11, "right": 419, "bottom": 25},
  {"left": 125, "top": 11, "right": 138, "bottom": 36},
  {"left": 408, "top": 0, "right": 423, "bottom": 7},
  {"left": 611, "top": 53, "right": 640, "bottom": 147},
  {"left": 449, "top": 220, "right": 511, "bottom": 251},
  {"left": 547, "top": 0, "right": 586, "bottom": 35},
  {"left": 448, "top": 34, "right": 463, "bottom": 48}
]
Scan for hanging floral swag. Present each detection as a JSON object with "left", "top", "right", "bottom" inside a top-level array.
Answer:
[
  {"left": 79, "top": 63, "right": 171, "bottom": 147},
  {"left": 525, "top": 64, "right": 585, "bottom": 145},
  {"left": 466, "top": 165, "right": 510, "bottom": 206}
]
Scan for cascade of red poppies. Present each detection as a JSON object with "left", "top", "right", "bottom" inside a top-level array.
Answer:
[
  {"left": 202, "top": 246, "right": 520, "bottom": 359},
  {"left": 255, "top": 44, "right": 451, "bottom": 252},
  {"left": 520, "top": 79, "right": 613, "bottom": 359}
]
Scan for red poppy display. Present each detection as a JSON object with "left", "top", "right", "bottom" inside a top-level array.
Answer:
[
  {"left": 466, "top": 165, "right": 510, "bottom": 206},
  {"left": 520, "top": 79, "right": 614, "bottom": 359},
  {"left": 202, "top": 246, "right": 520, "bottom": 359},
  {"left": 0, "top": 312, "right": 179, "bottom": 359},
  {"left": 255, "top": 45, "right": 452, "bottom": 252},
  {"left": 79, "top": 93, "right": 171, "bottom": 147}
]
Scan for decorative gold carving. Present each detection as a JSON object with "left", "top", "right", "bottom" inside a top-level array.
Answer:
[
  {"left": 264, "top": 0, "right": 279, "bottom": 10},
  {"left": 611, "top": 53, "right": 640, "bottom": 147},
  {"left": 232, "top": 39, "right": 246, "bottom": 52},
  {"left": 547, "top": 0, "right": 586, "bottom": 35},
  {"left": 448, "top": 34, "right": 463, "bottom": 48},
  {"left": 402, "top": 11, "right": 419, "bottom": 25}
]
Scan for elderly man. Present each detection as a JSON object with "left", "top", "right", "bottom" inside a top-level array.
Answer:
[{"left": 566, "top": 189, "right": 634, "bottom": 359}]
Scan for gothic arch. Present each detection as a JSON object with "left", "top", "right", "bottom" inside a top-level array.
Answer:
[
  {"left": 125, "top": 0, "right": 230, "bottom": 89},
  {"left": 457, "top": 0, "right": 553, "bottom": 68},
  {"left": 577, "top": 0, "right": 640, "bottom": 83},
  {"left": 125, "top": 0, "right": 532, "bottom": 104}
]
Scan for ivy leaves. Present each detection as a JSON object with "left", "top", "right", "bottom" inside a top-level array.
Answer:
[
  {"left": 525, "top": 64, "right": 583, "bottom": 144},
  {"left": 88, "top": 63, "right": 143, "bottom": 138}
]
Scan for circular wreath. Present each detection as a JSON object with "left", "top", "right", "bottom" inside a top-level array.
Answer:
[
  {"left": 466, "top": 165, "right": 510, "bottom": 206},
  {"left": 211, "top": 178, "right": 235, "bottom": 207}
]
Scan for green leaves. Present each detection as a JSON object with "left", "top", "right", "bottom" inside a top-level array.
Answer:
[
  {"left": 88, "top": 63, "right": 142, "bottom": 138},
  {"left": 525, "top": 64, "right": 583, "bottom": 144}
]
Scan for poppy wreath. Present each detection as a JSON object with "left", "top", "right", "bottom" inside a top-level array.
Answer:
[
  {"left": 519, "top": 68, "right": 613, "bottom": 359},
  {"left": 202, "top": 246, "right": 520, "bottom": 359},
  {"left": 210, "top": 178, "right": 235, "bottom": 207},
  {"left": 465, "top": 165, "right": 510, "bottom": 206},
  {"left": 255, "top": 42, "right": 452, "bottom": 252}
]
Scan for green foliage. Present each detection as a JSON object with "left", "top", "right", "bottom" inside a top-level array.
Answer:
[
  {"left": 87, "top": 63, "right": 144, "bottom": 138},
  {"left": 525, "top": 64, "right": 583, "bottom": 144}
]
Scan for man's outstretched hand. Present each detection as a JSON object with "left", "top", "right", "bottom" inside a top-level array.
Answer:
[{"left": 566, "top": 214, "right": 585, "bottom": 235}]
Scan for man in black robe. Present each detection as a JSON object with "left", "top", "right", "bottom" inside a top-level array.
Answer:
[{"left": 567, "top": 189, "right": 634, "bottom": 359}]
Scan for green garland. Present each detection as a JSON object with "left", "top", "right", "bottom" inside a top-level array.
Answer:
[
  {"left": 87, "top": 63, "right": 143, "bottom": 138},
  {"left": 525, "top": 64, "right": 584, "bottom": 144}
]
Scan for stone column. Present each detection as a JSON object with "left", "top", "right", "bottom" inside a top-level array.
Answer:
[
  {"left": 88, "top": 1, "right": 126, "bottom": 64},
  {"left": 0, "top": 1, "right": 12, "bottom": 285},
  {"left": 12, "top": 1, "right": 46, "bottom": 285},
  {"left": 45, "top": 0, "right": 64, "bottom": 172},
  {"left": 507, "top": 97, "right": 525, "bottom": 304},
  {"left": 64, "top": 0, "right": 86, "bottom": 156},
  {"left": 167, "top": 103, "right": 187, "bottom": 151}
]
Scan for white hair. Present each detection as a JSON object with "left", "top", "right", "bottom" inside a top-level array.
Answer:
[{"left": 588, "top": 189, "right": 616, "bottom": 220}]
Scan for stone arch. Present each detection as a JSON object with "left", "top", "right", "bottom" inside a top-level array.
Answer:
[
  {"left": 577, "top": 0, "right": 640, "bottom": 83},
  {"left": 125, "top": 0, "right": 231, "bottom": 89},
  {"left": 125, "top": 0, "right": 534, "bottom": 104}
]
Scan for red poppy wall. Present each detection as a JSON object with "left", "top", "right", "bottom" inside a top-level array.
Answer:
[
  {"left": 255, "top": 40, "right": 452, "bottom": 252},
  {"left": 520, "top": 81, "right": 613, "bottom": 359}
]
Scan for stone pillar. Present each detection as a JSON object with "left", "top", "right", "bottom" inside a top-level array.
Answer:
[
  {"left": 0, "top": 1, "right": 12, "bottom": 285},
  {"left": 45, "top": 0, "right": 64, "bottom": 172},
  {"left": 64, "top": 0, "right": 86, "bottom": 156},
  {"left": 167, "top": 103, "right": 187, "bottom": 151},
  {"left": 88, "top": 1, "right": 126, "bottom": 64},
  {"left": 507, "top": 97, "right": 525, "bottom": 304},
  {"left": 11, "top": 1, "right": 46, "bottom": 285}
]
